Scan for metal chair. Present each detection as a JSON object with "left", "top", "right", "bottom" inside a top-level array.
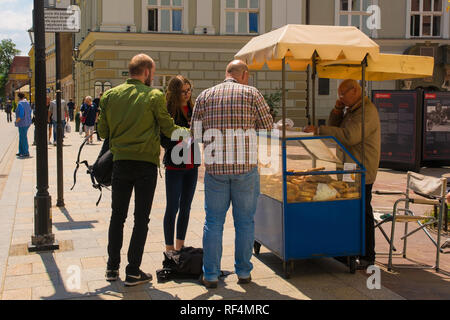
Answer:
[{"left": 373, "top": 172, "right": 448, "bottom": 272}]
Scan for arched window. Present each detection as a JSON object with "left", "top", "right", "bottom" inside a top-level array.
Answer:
[
  {"left": 94, "top": 81, "right": 113, "bottom": 98},
  {"left": 94, "top": 81, "right": 103, "bottom": 98}
]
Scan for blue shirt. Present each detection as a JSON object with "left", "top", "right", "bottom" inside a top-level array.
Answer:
[{"left": 15, "top": 100, "right": 32, "bottom": 127}]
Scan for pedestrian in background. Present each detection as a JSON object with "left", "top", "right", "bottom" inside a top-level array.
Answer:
[
  {"left": 48, "top": 97, "right": 69, "bottom": 146},
  {"left": 81, "top": 96, "right": 97, "bottom": 144},
  {"left": 93, "top": 93, "right": 103, "bottom": 142},
  {"left": 192, "top": 60, "right": 273, "bottom": 288},
  {"left": 98, "top": 53, "right": 187, "bottom": 286},
  {"left": 5, "top": 100, "right": 12, "bottom": 123},
  {"left": 80, "top": 96, "right": 87, "bottom": 136},
  {"left": 15, "top": 93, "right": 32, "bottom": 158},
  {"left": 67, "top": 98, "right": 75, "bottom": 121},
  {"left": 75, "top": 103, "right": 81, "bottom": 133},
  {"left": 161, "top": 75, "right": 199, "bottom": 253}
]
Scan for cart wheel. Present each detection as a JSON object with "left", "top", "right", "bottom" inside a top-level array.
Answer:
[
  {"left": 253, "top": 241, "right": 261, "bottom": 256},
  {"left": 349, "top": 257, "right": 356, "bottom": 274}
]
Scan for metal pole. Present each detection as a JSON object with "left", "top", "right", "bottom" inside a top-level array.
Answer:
[
  {"left": 56, "top": 32, "right": 65, "bottom": 207},
  {"left": 361, "top": 56, "right": 367, "bottom": 170},
  {"left": 311, "top": 51, "right": 317, "bottom": 126},
  {"left": 305, "top": 0, "right": 311, "bottom": 124},
  {"left": 306, "top": 66, "right": 311, "bottom": 126},
  {"left": 29, "top": 0, "right": 59, "bottom": 252},
  {"left": 282, "top": 57, "right": 286, "bottom": 142}
]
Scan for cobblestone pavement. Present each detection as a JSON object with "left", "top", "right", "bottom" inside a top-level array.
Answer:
[{"left": 0, "top": 115, "right": 447, "bottom": 300}]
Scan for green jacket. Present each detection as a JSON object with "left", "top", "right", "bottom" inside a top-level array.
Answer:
[{"left": 97, "top": 78, "right": 187, "bottom": 165}]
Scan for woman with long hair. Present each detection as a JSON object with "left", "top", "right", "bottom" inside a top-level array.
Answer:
[{"left": 161, "top": 75, "right": 199, "bottom": 253}]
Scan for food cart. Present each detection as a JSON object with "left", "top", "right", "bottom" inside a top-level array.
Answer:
[{"left": 235, "top": 24, "right": 434, "bottom": 278}]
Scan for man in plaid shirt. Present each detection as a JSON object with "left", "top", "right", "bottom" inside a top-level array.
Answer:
[{"left": 192, "top": 60, "right": 273, "bottom": 288}]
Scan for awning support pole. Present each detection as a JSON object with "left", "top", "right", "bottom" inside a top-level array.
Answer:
[
  {"left": 312, "top": 51, "right": 318, "bottom": 126},
  {"left": 361, "top": 55, "right": 368, "bottom": 169},
  {"left": 282, "top": 57, "right": 286, "bottom": 141}
]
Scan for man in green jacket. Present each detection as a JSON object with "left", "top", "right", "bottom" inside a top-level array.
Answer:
[
  {"left": 97, "top": 53, "right": 186, "bottom": 286},
  {"left": 305, "top": 79, "right": 381, "bottom": 269}
]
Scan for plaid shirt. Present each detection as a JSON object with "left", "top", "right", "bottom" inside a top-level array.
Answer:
[{"left": 192, "top": 79, "right": 273, "bottom": 175}]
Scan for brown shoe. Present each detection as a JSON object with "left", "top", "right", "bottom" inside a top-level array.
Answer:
[
  {"left": 199, "top": 275, "right": 218, "bottom": 289},
  {"left": 237, "top": 275, "right": 252, "bottom": 284}
]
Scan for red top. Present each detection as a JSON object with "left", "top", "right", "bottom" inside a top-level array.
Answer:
[{"left": 167, "top": 106, "right": 194, "bottom": 171}]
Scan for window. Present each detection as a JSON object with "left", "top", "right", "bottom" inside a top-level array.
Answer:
[
  {"left": 409, "top": 0, "right": 443, "bottom": 37},
  {"left": 338, "top": 0, "right": 374, "bottom": 36},
  {"left": 94, "top": 81, "right": 112, "bottom": 98},
  {"left": 145, "top": 0, "right": 183, "bottom": 32},
  {"left": 224, "top": 0, "right": 260, "bottom": 34},
  {"left": 152, "top": 75, "right": 175, "bottom": 93},
  {"left": 318, "top": 78, "right": 330, "bottom": 96}
]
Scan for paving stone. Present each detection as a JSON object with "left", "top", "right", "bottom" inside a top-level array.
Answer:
[
  {"left": 81, "top": 256, "right": 106, "bottom": 269},
  {"left": 6, "top": 263, "right": 33, "bottom": 276},
  {"left": 1, "top": 288, "right": 32, "bottom": 300}
]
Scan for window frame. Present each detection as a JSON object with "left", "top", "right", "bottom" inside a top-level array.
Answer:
[
  {"left": 94, "top": 81, "right": 112, "bottom": 98},
  {"left": 152, "top": 74, "right": 176, "bottom": 93},
  {"left": 335, "top": 0, "right": 378, "bottom": 38},
  {"left": 407, "top": 0, "right": 444, "bottom": 38},
  {"left": 142, "top": 0, "right": 188, "bottom": 34},
  {"left": 220, "top": 0, "right": 265, "bottom": 35}
]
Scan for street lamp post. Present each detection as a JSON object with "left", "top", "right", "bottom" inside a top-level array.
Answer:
[
  {"left": 28, "top": 0, "right": 59, "bottom": 252},
  {"left": 55, "top": 32, "right": 64, "bottom": 207}
]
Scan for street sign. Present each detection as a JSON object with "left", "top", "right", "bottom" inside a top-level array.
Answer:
[{"left": 44, "top": 6, "right": 80, "bottom": 33}]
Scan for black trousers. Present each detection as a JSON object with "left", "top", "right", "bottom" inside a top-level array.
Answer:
[
  {"left": 163, "top": 167, "right": 198, "bottom": 246},
  {"left": 364, "top": 184, "right": 376, "bottom": 261},
  {"left": 6, "top": 112, "right": 12, "bottom": 122},
  {"left": 107, "top": 160, "right": 157, "bottom": 275}
]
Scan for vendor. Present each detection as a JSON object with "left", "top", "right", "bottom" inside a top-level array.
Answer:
[{"left": 304, "top": 79, "right": 381, "bottom": 269}]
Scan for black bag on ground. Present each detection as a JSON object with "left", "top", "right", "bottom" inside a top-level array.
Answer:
[
  {"left": 156, "top": 247, "right": 203, "bottom": 282},
  {"left": 71, "top": 133, "right": 113, "bottom": 206}
]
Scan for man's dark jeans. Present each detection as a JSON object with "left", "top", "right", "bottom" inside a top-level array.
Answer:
[
  {"left": 364, "top": 184, "right": 375, "bottom": 262},
  {"left": 107, "top": 160, "right": 157, "bottom": 276}
]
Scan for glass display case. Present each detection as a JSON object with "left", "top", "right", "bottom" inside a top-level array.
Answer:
[
  {"left": 254, "top": 132, "right": 366, "bottom": 278},
  {"left": 259, "top": 134, "right": 362, "bottom": 203}
]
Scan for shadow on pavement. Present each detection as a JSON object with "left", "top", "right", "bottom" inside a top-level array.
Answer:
[{"left": 53, "top": 207, "right": 98, "bottom": 231}]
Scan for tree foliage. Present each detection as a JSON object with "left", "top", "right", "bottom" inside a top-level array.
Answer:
[
  {"left": 0, "top": 39, "right": 20, "bottom": 74},
  {"left": 0, "top": 39, "right": 20, "bottom": 99}
]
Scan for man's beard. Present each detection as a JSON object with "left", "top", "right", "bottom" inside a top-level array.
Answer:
[{"left": 145, "top": 75, "right": 152, "bottom": 87}]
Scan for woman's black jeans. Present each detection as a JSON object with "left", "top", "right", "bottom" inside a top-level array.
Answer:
[
  {"left": 163, "top": 167, "right": 198, "bottom": 246},
  {"left": 107, "top": 160, "right": 157, "bottom": 276}
]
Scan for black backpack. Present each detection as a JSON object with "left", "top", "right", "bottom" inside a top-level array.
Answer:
[
  {"left": 156, "top": 247, "right": 204, "bottom": 282},
  {"left": 71, "top": 132, "right": 113, "bottom": 206}
]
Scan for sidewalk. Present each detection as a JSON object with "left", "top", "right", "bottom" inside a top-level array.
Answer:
[{"left": 0, "top": 120, "right": 443, "bottom": 300}]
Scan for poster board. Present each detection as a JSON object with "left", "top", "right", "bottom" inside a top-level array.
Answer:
[
  {"left": 422, "top": 92, "right": 450, "bottom": 166},
  {"left": 372, "top": 90, "right": 422, "bottom": 172}
]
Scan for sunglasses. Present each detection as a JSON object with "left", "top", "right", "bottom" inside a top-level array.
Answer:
[{"left": 182, "top": 88, "right": 192, "bottom": 95}]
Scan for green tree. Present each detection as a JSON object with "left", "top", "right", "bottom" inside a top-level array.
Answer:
[{"left": 0, "top": 39, "right": 20, "bottom": 99}]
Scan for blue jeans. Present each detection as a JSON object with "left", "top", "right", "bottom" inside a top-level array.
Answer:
[
  {"left": 52, "top": 120, "right": 66, "bottom": 143},
  {"left": 18, "top": 126, "right": 30, "bottom": 156},
  {"left": 203, "top": 167, "right": 260, "bottom": 281},
  {"left": 164, "top": 168, "right": 198, "bottom": 246}
]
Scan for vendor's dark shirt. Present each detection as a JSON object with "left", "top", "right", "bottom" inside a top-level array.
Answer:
[{"left": 68, "top": 101, "right": 75, "bottom": 110}]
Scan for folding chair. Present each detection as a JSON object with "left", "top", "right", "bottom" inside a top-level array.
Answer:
[{"left": 373, "top": 172, "right": 448, "bottom": 272}]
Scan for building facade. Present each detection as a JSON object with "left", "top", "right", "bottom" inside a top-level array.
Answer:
[
  {"left": 74, "top": 0, "right": 450, "bottom": 126},
  {"left": 5, "top": 56, "right": 30, "bottom": 103}
]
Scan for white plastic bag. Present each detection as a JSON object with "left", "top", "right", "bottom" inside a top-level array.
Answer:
[{"left": 65, "top": 123, "right": 71, "bottom": 133}]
